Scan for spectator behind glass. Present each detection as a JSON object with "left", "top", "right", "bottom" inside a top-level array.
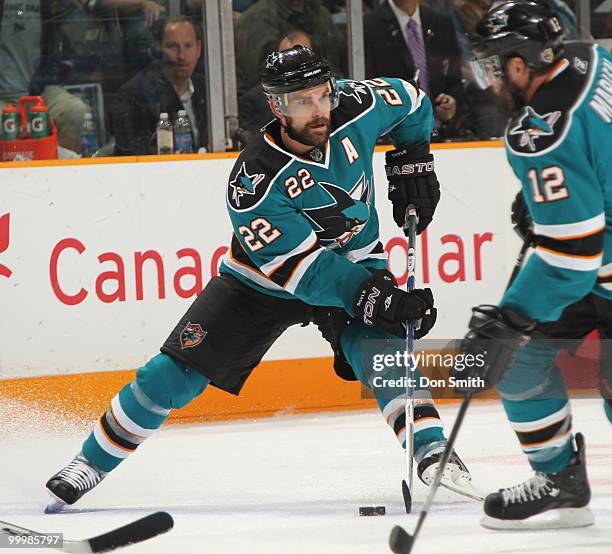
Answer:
[
  {"left": 238, "top": 30, "right": 315, "bottom": 143},
  {"left": 0, "top": 0, "right": 90, "bottom": 152},
  {"left": 364, "top": 0, "right": 466, "bottom": 139},
  {"left": 111, "top": 16, "right": 208, "bottom": 155},
  {"left": 234, "top": 0, "right": 346, "bottom": 101}
]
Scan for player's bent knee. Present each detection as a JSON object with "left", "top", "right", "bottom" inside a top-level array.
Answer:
[{"left": 136, "top": 353, "right": 210, "bottom": 410}]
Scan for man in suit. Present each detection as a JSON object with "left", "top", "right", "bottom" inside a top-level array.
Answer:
[
  {"left": 111, "top": 16, "right": 208, "bottom": 155},
  {"left": 364, "top": 0, "right": 465, "bottom": 134}
]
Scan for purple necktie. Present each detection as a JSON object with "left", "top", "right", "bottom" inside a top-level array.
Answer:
[{"left": 406, "top": 19, "right": 430, "bottom": 97}]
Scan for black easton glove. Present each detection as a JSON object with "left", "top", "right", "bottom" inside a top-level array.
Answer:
[
  {"left": 353, "top": 269, "right": 437, "bottom": 339},
  {"left": 452, "top": 305, "right": 535, "bottom": 394},
  {"left": 385, "top": 142, "right": 441, "bottom": 235},
  {"left": 511, "top": 190, "right": 533, "bottom": 241}
]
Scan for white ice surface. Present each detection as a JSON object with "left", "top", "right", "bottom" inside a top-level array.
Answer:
[{"left": 0, "top": 399, "right": 610, "bottom": 553}]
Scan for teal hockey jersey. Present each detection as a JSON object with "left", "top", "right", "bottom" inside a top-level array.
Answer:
[
  {"left": 219, "top": 78, "right": 433, "bottom": 314},
  {"left": 501, "top": 42, "right": 612, "bottom": 322}
]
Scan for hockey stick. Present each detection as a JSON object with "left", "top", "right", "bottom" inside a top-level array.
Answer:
[
  {"left": 390, "top": 392, "right": 473, "bottom": 554},
  {"left": 401, "top": 205, "right": 418, "bottom": 514},
  {"left": 0, "top": 511, "right": 173, "bottom": 553},
  {"left": 388, "top": 231, "right": 534, "bottom": 552}
]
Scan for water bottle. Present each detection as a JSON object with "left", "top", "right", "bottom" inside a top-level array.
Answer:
[
  {"left": 29, "top": 100, "right": 50, "bottom": 139},
  {"left": 157, "top": 112, "right": 173, "bottom": 154},
  {"left": 1, "top": 103, "right": 20, "bottom": 140},
  {"left": 173, "top": 110, "right": 193, "bottom": 154},
  {"left": 80, "top": 113, "right": 98, "bottom": 157}
]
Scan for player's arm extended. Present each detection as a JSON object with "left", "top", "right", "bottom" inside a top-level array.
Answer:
[
  {"left": 364, "top": 77, "right": 440, "bottom": 234},
  {"left": 501, "top": 140, "right": 605, "bottom": 322},
  {"left": 228, "top": 190, "right": 434, "bottom": 332}
]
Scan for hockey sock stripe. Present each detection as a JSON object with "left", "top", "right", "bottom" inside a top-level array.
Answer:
[
  {"left": 509, "top": 402, "right": 570, "bottom": 432},
  {"left": 414, "top": 405, "right": 440, "bottom": 421},
  {"left": 515, "top": 414, "right": 572, "bottom": 447},
  {"left": 130, "top": 381, "right": 171, "bottom": 417},
  {"left": 414, "top": 418, "right": 444, "bottom": 433},
  {"left": 393, "top": 412, "right": 406, "bottom": 437},
  {"left": 93, "top": 421, "right": 131, "bottom": 459},
  {"left": 108, "top": 406, "right": 146, "bottom": 442},
  {"left": 111, "top": 395, "right": 158, "bottom": 438},
  {"left": 382, "top": 396, "right": 405, "bottom": 422},
  {"left": 100, "top": 411, "right": 139, "bottom": 451},
  {"left": 522, "top": 430, "right": 573, "bottom": 452}
]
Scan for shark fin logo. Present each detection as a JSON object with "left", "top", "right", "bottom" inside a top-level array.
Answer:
[
  {"left": 303, "top": 173, "right": 372, "bottom": 248},
  {"left": 509, "top": 106, "right": 561, "bottom": 151},
  {"left": 0, "top": 213, "right": 12, "bottom": 279},
  {"left": 339, "top": 81, "right": 369, "bottom": 105},
  {"left": 229, "top": 162, "right": 266, "bottom": 209}
]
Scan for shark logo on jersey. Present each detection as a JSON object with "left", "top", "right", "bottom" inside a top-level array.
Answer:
[
  {"left": 229, "top": 162, "right": 266, "bottom": 207},
  {"left": 508, "top": 106, "right": 561, "bottom": 151},
  {"left": 303, "top": 172, "right": 372, "bottom": 248},
  {"left": 339, "top": 81, "right": 369, "bottom": 104}
]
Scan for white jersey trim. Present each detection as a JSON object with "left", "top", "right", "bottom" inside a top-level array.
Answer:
[
  {"left": 259, "top": 231, "right": 318, "bottom": 276},
  {"left": 505, "top": 44, "right": 600, "bottom": 158},
  {"left": 533, "top": 212, "right": 606, "bottom": 239},
  {"left": 222, "top": 257, "right": 285, "bottom": 291},
  {"left": 345, "top": 238, "right": 386, "bottom": 263},
  {"left": 535, "top": 247, "right": 602, "bottom": 271},
  {"left": 285, "top": 248, "right": 324, "bottom": 294}
]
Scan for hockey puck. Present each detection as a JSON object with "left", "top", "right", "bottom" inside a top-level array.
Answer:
[{"left": 358, "top": 506, "right": 386, "bottom": 516}]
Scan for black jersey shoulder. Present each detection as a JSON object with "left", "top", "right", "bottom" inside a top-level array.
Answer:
[
  {"left": 332, "top": 79, "right": 376, "bottom": 129},
  {"left": 505, "top": 42, "right": 596, "bottom": 155},
  {"left": 226, "top": 125, "right": 292, "bottom": 212}
]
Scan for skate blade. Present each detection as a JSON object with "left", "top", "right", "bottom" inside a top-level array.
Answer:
[
  {"left": 44, "top": 492, "right": 67, "bottom": 514},
  {"left": 439, "top": 476, "right": 484, "bottom": 501},
  {"left": 481, "top": 507, "right": 595, "bottom": 530},
  {"left": 421, "top": 465, "right": 484, "bottom": 501}
]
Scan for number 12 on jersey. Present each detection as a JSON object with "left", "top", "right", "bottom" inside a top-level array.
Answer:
[{"left": 527, "top": 166, "right": 569, "bottom": 203}]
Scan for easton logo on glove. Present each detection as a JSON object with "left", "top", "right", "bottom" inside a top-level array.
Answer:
[{"left": 385, "top": 159, "right": 434, "bottom": 176}]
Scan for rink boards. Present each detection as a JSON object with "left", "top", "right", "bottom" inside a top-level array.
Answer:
[{"left": 0, "top": 142, "right": 524, "bottom": 420}]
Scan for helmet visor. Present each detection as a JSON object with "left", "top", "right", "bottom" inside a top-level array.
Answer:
[
  {"left": 470, "top": 55, "right": 504, "bottom": 90},
  {"left": 268, "top": 79, "right": 339, "bottom": 117}
]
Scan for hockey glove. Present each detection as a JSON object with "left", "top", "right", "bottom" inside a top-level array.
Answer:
[
  {"left": 453, "top": 305, "right": 535, "bottom": 394},
  {"left": 353, "top": 270, "right": 437, "bottom": 338},
  {"left": 385, "top": 142, "right": 441, "bottom": 235},
  {"left": 511, "top": 190, "right": 533, "bottom": 242}
]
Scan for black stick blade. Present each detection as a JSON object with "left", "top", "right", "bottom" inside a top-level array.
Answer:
[
  {"left": 389, "top": 525, "right": 414, "bottom": 554},
  {"left": 401, "top": 480, "right": 412, "bottom": 514},
  {"left": 87, "top": 511, "right": 174, "bottom": 553}
]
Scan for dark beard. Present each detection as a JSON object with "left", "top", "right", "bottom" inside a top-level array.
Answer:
[
  {"left": 494, "top": 82, "right": 523, "bottom": 113},
  {"left": 284, "top": 118, "right": 331, "bottom": 147}
]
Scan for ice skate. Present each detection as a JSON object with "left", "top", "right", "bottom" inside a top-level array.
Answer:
[
  {"left": 417, "top": 443, "right": 483, "bottom": 501},
  {"left": 481, "top": 433, "right": 594, "bottom": 530},
  {"left": 45, "top": 455, "right": 106, "bottom": 513}
]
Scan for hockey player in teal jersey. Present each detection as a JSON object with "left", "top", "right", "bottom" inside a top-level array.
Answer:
[
  {"left": 454, "top": 0, "right": 611, "bottom": 531},
  {"left": 44, "top": 45, "right": 479, "bottom": 512}
]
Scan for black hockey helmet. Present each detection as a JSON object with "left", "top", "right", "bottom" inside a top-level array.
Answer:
[
  {"left": 471, "top": 1, "right": 565, "bottom": 86},
  {"left": 261, "top": 45, "right": 339, "bottom": 115}
]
